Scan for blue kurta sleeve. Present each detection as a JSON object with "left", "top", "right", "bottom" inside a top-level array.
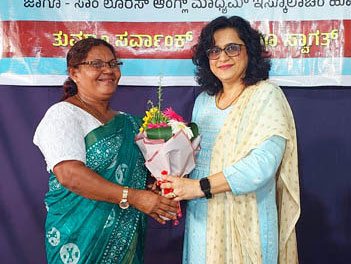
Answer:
[
  {"left": 191, "top": 92, "right": 206, "bottom": 122},
  {"left": 223, "top": 135, "right": 286, "bottom": 195}
]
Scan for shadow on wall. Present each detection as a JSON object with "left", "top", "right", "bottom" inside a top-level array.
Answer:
[
  {"left": 284, "top": 87, "right": 351, "bottom": 264},
  {"left": 297, "top": 190, "right": 351, "bottom": 264}
]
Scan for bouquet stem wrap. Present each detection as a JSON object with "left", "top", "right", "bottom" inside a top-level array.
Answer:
[{"left": 135, "top": 130, "right": 201, "bottom": 224}]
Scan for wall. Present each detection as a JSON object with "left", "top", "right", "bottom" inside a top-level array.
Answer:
[{"left": 0, "top": 84, "right": 350, "bottom": 263}]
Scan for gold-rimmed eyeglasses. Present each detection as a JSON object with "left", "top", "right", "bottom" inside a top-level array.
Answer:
[
  {"left": 206, "top": 43, "right": 245, "bottom": 60},
  {"left": 75, "top": 59, "right": 123, "bottom": 70}
]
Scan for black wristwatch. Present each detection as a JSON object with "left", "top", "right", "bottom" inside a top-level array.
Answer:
[{"left": 200, "top": 177, "right": 212, "bottom": 199}]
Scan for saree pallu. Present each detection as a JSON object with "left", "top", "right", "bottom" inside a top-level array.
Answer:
[
  {"left": 207, "top": 81, "right": 300, "bottom": 263},
  {"left": 44, "top": 113, "right": 147, "bottom": 264}
]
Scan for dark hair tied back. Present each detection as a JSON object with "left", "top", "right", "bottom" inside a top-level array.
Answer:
[{"left": 61, "top": 77, "right": 78, "bottom": 101}]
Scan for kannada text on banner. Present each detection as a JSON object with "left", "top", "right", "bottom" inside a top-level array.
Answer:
[{"left": 0, "top": 0, "right": 350, "bottom": 86}]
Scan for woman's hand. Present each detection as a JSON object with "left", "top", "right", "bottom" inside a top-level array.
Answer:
[
  {"left": 160, "top": 175, "right": 203, "bottom": 201},
  {"left": 54, "top": 161, "right": 178, "bottom": 224},
  {"left": 145, "top": 174, "right": 161, "bottom": 195},
  {"left": 128, "top": 189, "right": 178, "bottom": 224},
  {"left": 146, "top": 181, "right": 161, "bottom": 194}
]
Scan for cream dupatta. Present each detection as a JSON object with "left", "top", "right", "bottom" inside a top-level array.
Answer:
[{"left": 206, "top": 81, "right": 300, "bottom": 263}]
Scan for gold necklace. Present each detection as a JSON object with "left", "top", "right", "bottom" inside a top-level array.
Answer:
[
  {"left": 76, "top": 94, "right": 108, "bottom": 124},
  {"left": 216, "top": 88, "right": 244, "bottom": 110}
]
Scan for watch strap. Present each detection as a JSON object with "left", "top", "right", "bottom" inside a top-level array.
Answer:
[
  {"left": 119, "top": 186, "right": 129, "bottom": 209},
  {"left": 122, "top": 186, "right": 128, "bottom": 199},
  {"left": 199, "top": 177, "right": 212, "bottom": 199}
]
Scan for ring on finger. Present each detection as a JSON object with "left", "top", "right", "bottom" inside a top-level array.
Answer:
[{"left": 170, "top": 192, "right": 177, "bottom": 198}]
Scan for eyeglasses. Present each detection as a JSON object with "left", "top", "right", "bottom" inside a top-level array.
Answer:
[
  {"left": 206, "top": 43, "right": 245, "bottom": 60},
  {"left": 75, "top": 59, "right": 123, "bottom": 70}
]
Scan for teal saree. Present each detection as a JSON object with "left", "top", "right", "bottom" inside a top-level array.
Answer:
[{"left": 44, "top": 113, "right": 147, "bottom": 264}]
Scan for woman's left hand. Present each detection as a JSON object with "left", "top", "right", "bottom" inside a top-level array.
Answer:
[{"left": 160, "top": 175, "right": 203, "bottom": 201}]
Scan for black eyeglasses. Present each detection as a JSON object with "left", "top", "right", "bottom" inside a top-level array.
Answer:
[
  {"left": 206, "top": 43, "right": 245, "bottom": 60},
  {"left": 75, "top": 59, "right": 123, "bottom": 70}
]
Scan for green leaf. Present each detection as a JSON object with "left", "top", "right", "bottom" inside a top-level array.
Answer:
[
  {"left": 146, "top": 127, "right": 173, "bottom": 141},
  {"left": 189, "top": 122, "right": 199, "bottom": 141}
]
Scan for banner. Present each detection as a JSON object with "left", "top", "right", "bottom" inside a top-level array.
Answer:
[{"left": 0, "top": 0, "right": 350, "bottom": 86}]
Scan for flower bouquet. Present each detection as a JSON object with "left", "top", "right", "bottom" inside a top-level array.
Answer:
[{"left": 134, "top": 82, "right": 201, "bottom": 223}]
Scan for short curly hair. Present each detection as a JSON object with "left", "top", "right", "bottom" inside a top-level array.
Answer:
[{"left": 192, "top": 16, "right": 271, "bottom": 95}]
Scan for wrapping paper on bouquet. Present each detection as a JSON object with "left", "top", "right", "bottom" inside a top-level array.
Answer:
[{"left": 135, "top": 130, "right": 201, "bottom": 181}]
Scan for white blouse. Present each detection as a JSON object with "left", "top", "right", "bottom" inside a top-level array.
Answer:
[{"left": 33, "top": 102, "right": 102, "bottom": 172}]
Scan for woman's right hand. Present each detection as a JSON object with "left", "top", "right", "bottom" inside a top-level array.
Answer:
[
  {"left": 145, "top": 174, "right": 161, "bottom": 195},
  {"left": 129, "top": 189, "right": 178, "bottom": 224}
]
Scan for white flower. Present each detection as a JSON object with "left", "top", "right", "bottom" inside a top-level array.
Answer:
[{"left": 168, "top": 120, "right": 194, "bottom": 140}]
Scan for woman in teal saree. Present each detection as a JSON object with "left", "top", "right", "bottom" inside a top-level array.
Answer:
[{"left": 34, "top": 38, "right": 177, "bottom": 264}]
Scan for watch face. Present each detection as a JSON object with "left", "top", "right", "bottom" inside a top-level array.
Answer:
[{"left": 119, "top": 200, "right": 129, "bottom": 209}]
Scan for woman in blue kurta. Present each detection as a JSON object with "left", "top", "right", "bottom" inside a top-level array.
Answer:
[
  {"left": 162, "top": 16, "right": 300, "bottom": 264},
  {"left": 33, "top": 38, "right": 177, "bottom": 264}
]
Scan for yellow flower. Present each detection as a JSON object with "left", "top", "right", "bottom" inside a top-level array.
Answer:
[{"left": 150, "top": 107, "right": 158, "bottom": 114}]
